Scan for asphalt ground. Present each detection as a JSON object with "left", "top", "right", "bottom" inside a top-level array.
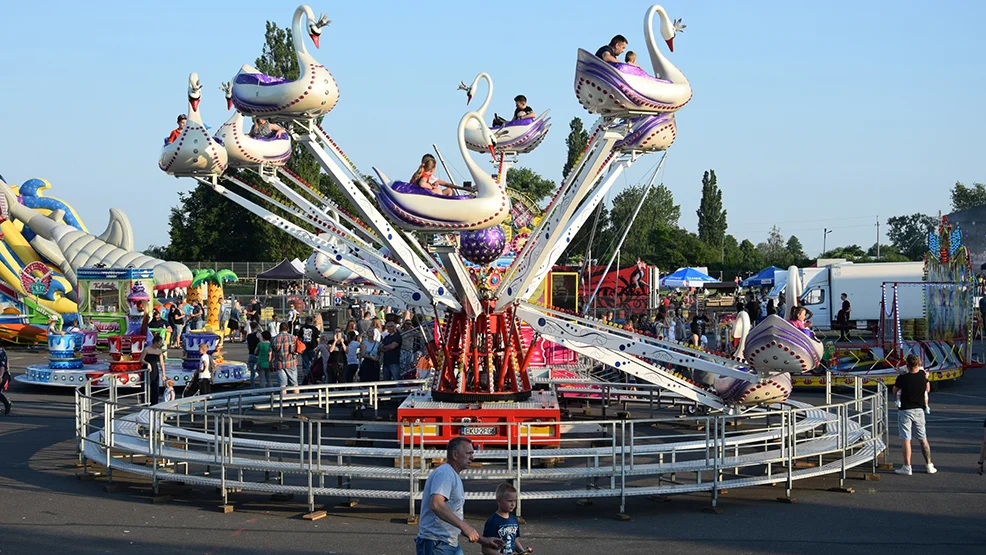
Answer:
[{"left": 1, "top": 342, "right": 985, "bottom": 555}]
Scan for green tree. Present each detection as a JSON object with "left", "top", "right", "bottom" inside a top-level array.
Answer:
[
  {"left": 739, "top": 239, "right": 763, "bottom": 271},
  {"left": 506, "top": 167, "right": 555, "bottom": 207},
  {"left": 866, "top": 243, "right": 909, "bottom": 262},
  {"left": 821, "top": 244, "right": 869, "bottom": 261},
  {"left": 756, "top": 225, "right": 789, "bottom": 267},
  {"left": 604, "top": 183, "right": 680, "bottom": 260},
  {"left": 696, "top": 169, "right": 727, "bottom": 248},
  {"left": 886, "top": 213, "right": 937, "bottom": 260},
  {"left": 785, "top": 235, "right": 807, "bottom": 266},
  {"left": 648, "top": 226, "right": 713, "bottom": 271},
  {"left": 950, "top": 181, "right": 986, "bottom": 212},
  {"left": 562, "top": 117, "right": 590, "bottom": 180}
]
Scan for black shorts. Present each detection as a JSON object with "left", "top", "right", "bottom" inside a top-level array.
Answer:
[{"left": 228, "top": 320, "right": 240, "bottom": 331}]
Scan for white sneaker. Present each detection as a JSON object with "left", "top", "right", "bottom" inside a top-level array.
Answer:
[
  {"left": 926, "top": 463, "right": 938, "bottom": 474},
  {"left": 895, "top": 465, "right": 912, "bottom": 475}
]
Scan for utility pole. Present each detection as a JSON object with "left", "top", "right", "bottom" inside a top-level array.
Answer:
[
  {"left": 823, "top": 228, "right": 833, "bottom": 256},
  {"left": 875, "top": 216, "right": 881, "bottom": 260}
]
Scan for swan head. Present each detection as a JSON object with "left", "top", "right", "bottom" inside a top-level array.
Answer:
[
  {"left": 457, "top": 80, "right": 474, "bottom": 104},
  {"left": 467, "top": 113, "right": 497, "bottom": 160},
  {"left": 662, "top": 15, "right": 686, "bottom": 52},
  {"left": 220, "top": 82, "right": 232, "bottom": 110},
  {"left": 187, "top": 72, "right": 203, "bottom": 113},
  {"left": 307, "top": 12, "right": 331, "bottom": 49}
]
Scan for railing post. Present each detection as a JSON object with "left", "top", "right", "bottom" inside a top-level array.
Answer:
[
  {"left": 825, "top": 367, "right": 832, "bottom": 405},
  {"left": 307, "top": 420, "right": 315, "bottom": 514},
  {"left": 839, "top": 405, "right": 848, "bottom": 487},
  {"left": 618, "top": 421, "right": 626, "bottom": 515},
  {"left": 785, "top": 409, "right": 794, "bottom": 500}
]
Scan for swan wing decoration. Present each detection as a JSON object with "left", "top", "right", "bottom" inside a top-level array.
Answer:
[
  {"left": 574, "top": 4, "right": 691, "bottom": 117},
  {"left": 377, "top": 112, "right": 510, "bottom": 231},
  {"left": 214, "top": 83, "right": 292, "bottom": 168},
  {"left": 714, "top": 372, "right": 793, "bottom": 406},
  {"left": 614, "top": 112, "right": 676, "bottom": 152},
  {"left": 745, "top": 315, "right": 825, "bottom": 375},
  {"left": 159, "top": 72, "right": 228, "bottom": 177},
  {"left": 230, "top": 5, "right": 339, "bottom": 119},
  {"left": 467, "top": 112, "right": 552, "bottom": 155}
]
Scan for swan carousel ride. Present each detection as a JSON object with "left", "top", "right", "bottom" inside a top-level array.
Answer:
[
  {"left": 229, "top": 6, "right": 338, "bottom": 119},
  {"left": 375, "top": 112, "right": 511, "bottom": 231},
  {"left": 158, "top": 73, "right": 228, "bottom": 179},
  {"left": 458, "top": 72, "right": 551, "bottom": 156},
  {"left": 575, "top": 4, "right": 691, "bottom": 117},
  {"left": 214, "top": 82, "right": 293, "bottom": 170}
]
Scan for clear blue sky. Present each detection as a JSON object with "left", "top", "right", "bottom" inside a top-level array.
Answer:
[{"left": 1, "top": 0, "right": 983, "bottom": 259}]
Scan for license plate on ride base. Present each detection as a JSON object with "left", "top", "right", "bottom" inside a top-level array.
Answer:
[{"left": 461, "top": 426, "right": 498, "bottom": 436}]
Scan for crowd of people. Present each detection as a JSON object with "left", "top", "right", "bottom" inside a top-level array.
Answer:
[{"left": 237, "top": 299, "right": 429, "bottom": 391}]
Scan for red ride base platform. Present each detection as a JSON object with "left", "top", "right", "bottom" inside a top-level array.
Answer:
[{"left": 398, "top": 389, "right": 561, "bottom": 447}]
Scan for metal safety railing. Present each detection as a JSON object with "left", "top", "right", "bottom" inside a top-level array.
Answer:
[{"left": 75, "top": 376, "right": 887, "bottom": 518}]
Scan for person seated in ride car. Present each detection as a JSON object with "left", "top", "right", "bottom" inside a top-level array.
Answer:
[
  {"left": 410, "top": 154, "right": 456, "bottom": 197},
  {"left": 166, "top": 114, "right": 187, "bottom": 144},
  {"left": 595, "top": 34, "right": 628, "bottom": 63},
  {"left": 512, "top": 95, "right": 536, "bottom": 121},
  {"left": 625, "top": 51, "right": 641, "bottom": 68},
  {"left": 249, "top": 117, "right": 286, "bottom": 139}
]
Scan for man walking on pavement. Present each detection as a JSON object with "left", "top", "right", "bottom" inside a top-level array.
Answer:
[
  {"left": 415, "top": 437, "right": 504, "bottom": 555},
  {"left": 894, "top": 354, "right": 937, "bottom": 475}
]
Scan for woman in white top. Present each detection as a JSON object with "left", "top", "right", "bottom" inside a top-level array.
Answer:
[{"left": 345, "top": 331, "right": 361, "bottom": 382}]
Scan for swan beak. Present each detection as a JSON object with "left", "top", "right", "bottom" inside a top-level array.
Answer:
[
  {"left": 487, "top": 145, "right": 497, "bottom": 158},
  {"left": 466, "top": 93, "right": 473, "bottom": 105},
  {"left": 311, "top": 34, "right": 320, "bottom": 48},
  {"left": 665, "top": 38, "right": 674, "bottom": 52},
  {"left": 226, "top": 98, "right": 233, "bottom": 110},
  {"left": 190, "top": 98, "right": 201, "bottom": 112}
]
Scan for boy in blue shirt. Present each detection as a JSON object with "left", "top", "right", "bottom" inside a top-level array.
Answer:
[{"left": 482, "top": 483, "right": 532, "bottom": 555}]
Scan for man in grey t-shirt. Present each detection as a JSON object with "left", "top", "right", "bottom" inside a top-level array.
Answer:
[{"left": 415, "top": 437, "right": 503, "bottom": 555}]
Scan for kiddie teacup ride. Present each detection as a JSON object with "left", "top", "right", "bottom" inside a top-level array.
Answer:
[{"left": 18, "top": 276, "right": 248, "bottom": 389}]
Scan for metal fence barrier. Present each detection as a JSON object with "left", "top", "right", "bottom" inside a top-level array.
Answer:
[{"left": 75, "top": 375, "right": 888, "bottom": 518}]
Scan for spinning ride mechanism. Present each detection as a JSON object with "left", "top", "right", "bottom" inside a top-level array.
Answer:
[{"left": 429, "top": 268, "right": 535, "bottom": 403}]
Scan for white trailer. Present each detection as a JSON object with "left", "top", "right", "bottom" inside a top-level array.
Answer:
[{"left": 800, "top": 262, "right": 925, "bottom": 330}]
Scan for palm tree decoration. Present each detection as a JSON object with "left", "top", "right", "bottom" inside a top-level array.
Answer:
[
  {"left": 186, "top": 269, "right": 208, "bottom": 304},
  {"left": 190, "top": 269, "right": 239, "bottom": 331}
]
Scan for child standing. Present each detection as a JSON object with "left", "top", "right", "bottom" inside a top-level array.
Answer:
[
  {"left": 194, "top": 343, "right": 213, "bottom": 395},
  {"left": 257, "top": 331, "right": 273, "bottom": 388},
  {"left": 482, "top": 483, "right": 531, "bottom": 555},
  {"left": 163, "top": 379, "right": 176, "bottom": 403}
]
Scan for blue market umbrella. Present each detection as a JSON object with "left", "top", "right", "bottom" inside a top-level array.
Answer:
[
  {"left": 741, "top": 266, "right": 783, "bottom": 287},
  {"left": 660, "top": 268, "right": 718, "bottom": 288}
]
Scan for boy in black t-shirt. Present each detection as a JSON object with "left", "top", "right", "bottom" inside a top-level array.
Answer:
[
  {"left": 512, "top": 95, "right": 536, "bottom": 121},
  {"left": 482, "top": 483, "right": 531, "bottom": 555}
]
